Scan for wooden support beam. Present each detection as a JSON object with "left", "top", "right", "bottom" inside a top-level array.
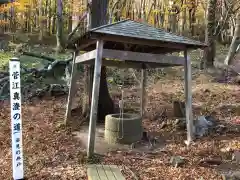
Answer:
[
  {"left": 102, "top": 59, "right": 143, "bottom": 68},
  {"left": 184, "top": 50, "right": 194, "bottom": 145},
  {"left": 87, "top": 40, "right": 104, "bottom": 158},
  {"left": 140, "top": 64, "right": 147, "bottom": 118},
  {"left": 80, "top": 59, "right": 182, "bottom": 68},
  {"left": 64, "top": 52, "right": 78, "bottom": 125},
  {"left": 102, "top": 49, "right": 185, "bottom": 65},
  {"left": 75, "top": 49, "right": 97, "bottom": 63},
  {"left": 92, "top": 34, "right": 187, "bottom": 50}
]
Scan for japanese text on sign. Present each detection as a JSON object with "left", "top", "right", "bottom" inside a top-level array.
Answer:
[{"left": 9, "top": 58, "right": 24, "bottom": 180}]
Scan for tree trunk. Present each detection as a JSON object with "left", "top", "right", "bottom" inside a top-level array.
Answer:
[
  {"left": 47, "top": 0, "right": 52, "bottom": 35},
  {"left": 91, "top": 0, "right": 108, "bottom": 28},
  {"left": 67, "top": 1, "right": 72, "bottom": 34},
  {"left": 224, "top": 13, "right": 240, "bottom": 65},
  {"left": 39, "top": 0, "right": 43, "bottom": 41},
  {"left": 56, "top": 0, "right": 64, "bottom": 52},
  {"left": 181, "top": 0, "right": 187, "bottom": 35},
  {"left": 52, "top": 0, "right": 57, "bottom": 34},
  {"left": 9, "top": 0, "right": 16, "bottom": 40},
  {"left": 72, "top": 0, "right": 79, "bottom": 31},
  {"left": 190, "top": 4, "right": 196, "bottom": 36},
  {"left": 203, "top": 0, "right": 217, "bottom": 68},
  {"left": 82, "top": 0, "right": 114, "bottom": 123}
]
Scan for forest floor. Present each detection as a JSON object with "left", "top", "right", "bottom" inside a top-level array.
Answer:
[
  {"left": 0, "top": 38, "right": 239, "bottom": 179},
  {"left": 0, "top": 66, "right": 240, "bottom": 180}
]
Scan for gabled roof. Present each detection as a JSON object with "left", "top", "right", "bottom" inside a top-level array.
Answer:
[{"left": 90, "top": 19, "right": 206, "bottom": 47}]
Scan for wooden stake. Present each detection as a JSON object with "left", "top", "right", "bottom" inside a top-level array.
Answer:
[
  {"left": 140, "top": 64, "right": 146, "bottom": 118},
  {"left": 64, "top": 51, "right": 77, "bottom": 125},
  {"left": 87, "top": 40, "right": 104, "bottom": 158},
  {"left": 184, "top": 50, "right": 194, "bottom": 145}
]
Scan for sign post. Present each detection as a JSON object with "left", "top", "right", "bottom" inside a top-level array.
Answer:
[{"left": 9, "top": 57, "right": 24, "bottom": 180}]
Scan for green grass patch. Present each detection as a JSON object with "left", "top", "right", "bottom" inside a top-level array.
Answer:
[{"left": 0, "top": 51, "right": 13, "bottom": 69}]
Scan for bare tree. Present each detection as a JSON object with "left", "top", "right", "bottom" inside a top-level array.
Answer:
[
  {"left": 56, "top": 0, "right": 64, "bottom": 52},
  {"left": 203, "top": 0, "right": 217, "bottom": 68},
  {"left": 225, "top": 12, "right": 240, "bottom": 65}
]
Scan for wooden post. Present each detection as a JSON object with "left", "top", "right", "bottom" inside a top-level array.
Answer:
[
  {"left": 64, "top": 51, "right": 77, "bottom": 125},
  {"left": 184, "top": 50, "right": 194, "bottom": 145},
  {"left": 87, "top": 40, "right": 104, "bottom": 158},
  {"left": 140, "top": 64, "right": 146, "bottom": 118}
]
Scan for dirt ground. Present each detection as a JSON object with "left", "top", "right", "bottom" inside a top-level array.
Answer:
[{"left": 0, "top": 69, "right": 240, "bottom": 180}]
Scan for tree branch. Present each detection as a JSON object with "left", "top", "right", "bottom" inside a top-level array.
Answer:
[
  {"left": 67, "top": 11, "right": 88, "bottom": 41},
  {"left": 214, "top": 8, "right": 230, "bottom": 36}
]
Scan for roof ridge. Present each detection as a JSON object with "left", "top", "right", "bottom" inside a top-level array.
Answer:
[{"left": 90, "top": 19, "right": 131, "bottom": 32}]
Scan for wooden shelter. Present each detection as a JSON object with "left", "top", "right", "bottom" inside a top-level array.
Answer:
[{"left": 66, "top": 19, "right": 207, "bottom": 158}]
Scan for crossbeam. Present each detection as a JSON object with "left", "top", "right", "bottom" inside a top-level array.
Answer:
[
  {"left": 75, "top": 49, "right": 185, "bottom": 66},
  {"left": 79, "top": 59, "right": 181, "bottom": 68},
  {"left": 75, "top": 49, "right": 96, "bottom": 63},
  {"left": 102, "top": 49, "right": 185, "bottom": 65}
]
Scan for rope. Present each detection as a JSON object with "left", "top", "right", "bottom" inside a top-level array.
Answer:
[
  {"left": 118, "top": 69, "right": 126, "bottom": 140},
  {"left": 118, "top": 87, "right": 124, "bottom": 139}
]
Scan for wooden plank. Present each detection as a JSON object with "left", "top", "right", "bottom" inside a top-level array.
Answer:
[
  {"left": 101, "top": 165, "right": 117, "bottom": 180},
  {"left": 91, "top": 33, "right": 187, "bottom": 50},
  {"left": 102, "top": 49, "right": 185, "bottom": 65},
  {"left": 87, "top": 164, "right": 101, "bottom": 180},
  {"left": 94, "top": 165, "right": 108, "bottom": 180},
  {"left": 140, "top": 65, "right": 146, "bottom": 118},
  {"left": 87, "top": 40, "right": 104, "bottom": 158},
  {"left": 108, "top": 165, "right": 125, "bottom": 180},
  {"left": 80, "top": 59, "right": 182, "bottom": 68},
  {"left": 184, "top": 50, "right": 194, "bottom": 145},
  {"left": 64, "top": 51, "right": 78, "bottom": 125},
  {"left": 75, "top": 49, "right": 97, "bottom": 64},
  {"left": 102, "top": 59, "right": 142, "bottom": 68}
]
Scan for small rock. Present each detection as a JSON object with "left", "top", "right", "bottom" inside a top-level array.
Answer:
[
  {"left": 221, "top": 174, "right": 230, "bottom": 180},
  {"left": 232, "top": 171, "right": 240, "bottom": 179},
  {"left": 205, "top": 115, "right": 218, "bottom": 126},
  {"left": 232, "top": 151, "right": 240, "bottom": 162},
  {"left": 199, "top": 158, "right": 222, "bottom": 166},
  {"left": 204, "top": 89, "right": 210, "bottom": 93},
  {"left": 175, "top": 119, "right": 180, "bottom": 124},
  {"left": 222, "top": 171, "right": 240, "bottom": 180},
  {"left": 220, "top": 147, "right": 232, "bottom": 153},
  {"left": 175, "top": 118, "right": 186, "bottom": 130},
  {"left": 159, "top": 121, "right": 166, "bottom": 129},
  {"left": 170, "top": 156, "right": 185, "bottom": 167},
  {"left": 216, "top": 124, "right": 227, "bottom": 134}
]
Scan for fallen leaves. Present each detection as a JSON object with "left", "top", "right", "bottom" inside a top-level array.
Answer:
[
  {"left": 0, "top": 72, "right": 240, "bottom": 180},
  {"left": 0, "top": 97, "right": 87, "bottom": 180}
]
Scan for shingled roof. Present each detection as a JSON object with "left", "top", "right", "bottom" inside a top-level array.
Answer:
[
  {"left": 69, "top": 19, "right": 207, "bottom": 52},
  {"left": 90, "top": 19, "right": 206, "bottom": 47}
]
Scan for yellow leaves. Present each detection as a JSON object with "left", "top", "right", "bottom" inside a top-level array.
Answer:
[
  {"left": 121, "top": 7, "right": 126, "bottom": 18},
  {"left": 152, "top": 9, "right": 161, "bottom": 14},
  {"left": 0, "top": 20, "right": 9, "bottom": 25},
  {"left": 111, "top": 16, "right": 117, "bottom": 23},
  {"left": 149, "top": 15, "right": 155, "bottom": 25},
  {"left": 2, "top": 0, "right": 32, "bottom": 12},
  {"left": 72, "top": 6, "right": 86, "bottom": 13},
  {"left": 0, "top": 7, "right": 5, "bottom": 13},
  {"left": 38, "top": 16, "right": 46, "bottom": 21}
]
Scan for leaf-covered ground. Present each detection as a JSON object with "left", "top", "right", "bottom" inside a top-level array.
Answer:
[{"left": 0, "top": 68, "right": 239, "bottom": 180}]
